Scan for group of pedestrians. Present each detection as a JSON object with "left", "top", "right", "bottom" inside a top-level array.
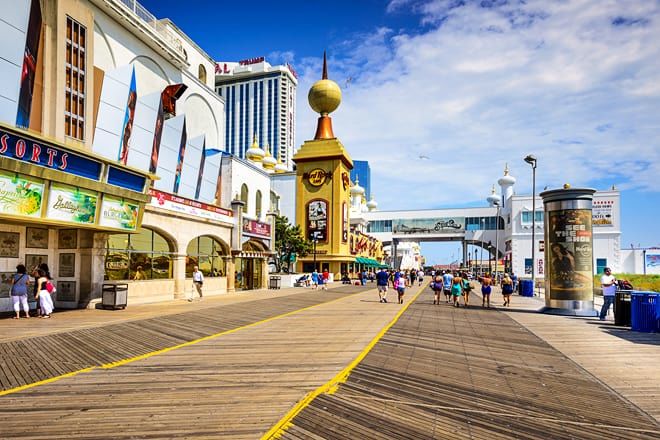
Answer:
[
  {"left": 374, "top": 267, "right": 425, "bottom": 304},
  {"left": 9, "top": 263, "right": 55, "bottom": 319},
  {"left": 431, "top": 270, "right": 515, "bottom": 308}
]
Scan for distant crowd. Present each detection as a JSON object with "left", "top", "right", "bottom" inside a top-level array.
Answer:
[{"left": 295, "top": 267, "right": 519, "bottom": 308}]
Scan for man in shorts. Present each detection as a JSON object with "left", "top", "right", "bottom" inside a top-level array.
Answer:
[
  {"left": 376, "top": 267, "right": 389, "bottom": 303},
  {"left": 442, "top": 271, "right": 454, "bottom": 303}
]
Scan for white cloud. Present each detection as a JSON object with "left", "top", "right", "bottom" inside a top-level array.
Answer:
[{"left": 294, "top": 0, "right": 660, "bottom": 210}]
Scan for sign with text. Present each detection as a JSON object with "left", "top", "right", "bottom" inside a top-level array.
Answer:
[
  {"left": 149, "top": 189, "right": 233, "bottom": 224},
  {"left": 99, "top": 197, "right": 139, "bottom": 231},
  {"left": 46, "top": 185, "right": 98, "bottom": 225},
  {"left": 307, "top": 199, "right": 327, "bottom": 241},
  {"left": 242, "top": 219, "right": 271, "bottom": 238},
  {"left": 0, "top": 172, "right": 43, "bottom": 218},
  {"left": 546, "top": 209, "right": 593, "bottom": 301},
  {"left": 592, "top": 199, "right": 614, "bottom": 227},
  {"left": 393, "top": 217, "right": 464, "bottom": 234},
  {"left": 1, "top": 127, "right": 102, "bottom": 180}
]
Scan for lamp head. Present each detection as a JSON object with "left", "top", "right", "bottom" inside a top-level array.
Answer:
[{"left": 524, "top": 154, "right": 537, "bottom": 166}]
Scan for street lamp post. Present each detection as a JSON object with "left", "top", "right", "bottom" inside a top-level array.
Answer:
[
  {"left": 524, "top": 154, "right": 538, "bottom": 292},
  {"left": 311, "top": 232, "right": 320, "bottom": 272},
  {"left": 493, "top": 200, "right": 501, "bottom": 281},
  {"left": 480, "top": 218, "right": 485, "bottom": 276}
]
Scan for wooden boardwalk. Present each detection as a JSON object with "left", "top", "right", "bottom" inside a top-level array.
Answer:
[
  {"left": 0, "top": 285, "right": 412, "bottom": 439},
  {"left": 0, "top": 287, "right": 364, "bottom": 393},
  {"left": 275, "top": 287, "right": 660, "bottom": 440},
  {"left": 0, "top": 283, "right": 658, "bottom": 439}
]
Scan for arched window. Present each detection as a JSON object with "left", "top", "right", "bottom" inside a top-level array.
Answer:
[
  {"left": 105, "top": 228, "right": 175, "bottom": 280},
  {"left": 270, "top": 190, "right": 279, "bottom": 214},
  {"left": 186, "top": 236, "right": 228, "bottom": 277},
  {"left": 198, "top": 64, "right": 207, "bottom": 83},
  {"left": 256, "top": 190, "right": 262, "bottom": 218},
  {"left": 240, "top": 184, "right": 248, "bottom": 213}
]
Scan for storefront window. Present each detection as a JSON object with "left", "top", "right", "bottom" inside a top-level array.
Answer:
[
  {"left": 105, "top": 228, "right": 175, "bottom": 280},
  {"left": 186, "top": 236, "right": 227, "bottom": 277}
]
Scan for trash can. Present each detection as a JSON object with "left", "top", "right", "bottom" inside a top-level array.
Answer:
[
  {"left": 613, "top": 290, "right": 632, "bottom": 326},
  {"left": 631, "top": 292, "right": 660, "bottom": 333},
  {"left": 102, "top": 283, "right": 128, "bottom": 309},
  {"left": 520, "top": 280, "right": 534, "bottom": 297},
  {"left": 269, "top": 276, "right": 281, "bottom": 290}
]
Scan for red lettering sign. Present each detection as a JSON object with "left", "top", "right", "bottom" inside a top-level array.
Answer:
[
  {"left": 31, "top": 144, "right": 41, "bottom": 162},
  {"left": 15, "top": 139, "right": 26, "bottom": 158},
  {"left": 46, "top": 148, "right": 57, "bottom": 166},
  {"left": 0, "top": 134, "right": 8, "bottom": 153}
]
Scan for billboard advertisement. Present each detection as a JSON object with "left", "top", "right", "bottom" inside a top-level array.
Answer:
[
  {"left": 307, "top": 199, "right": 327, "bottom": 241},
  {"left": 592, "top": 199, "right": 614, "bottom": 227},
  {"left": 99, "top": 197, "right": 139, "bottom": 231},
  {"left": 645, "top": 252, "right": 660, "bottom": 275},
  {"left": 0, "top": 173, "right": 43, "bottom": 218},
  {"left": 46, "top": 185, "right": 97, "bottom": 225},
  {"left": 393, "top": 217, "right": 464, "bottom": 234},
  {"left": 546, "top": 209, "right": 593, "bottom": 301}
]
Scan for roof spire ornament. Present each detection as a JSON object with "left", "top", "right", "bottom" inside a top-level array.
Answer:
[
  {"left": 246, "top": 133, "right": 265, "bottom": 162},
  {"left": 504, "top": 163, "right": 509, "bottom": 175},
  {"left": 308, "top": 50, "right": 342, "bottom": 140}
]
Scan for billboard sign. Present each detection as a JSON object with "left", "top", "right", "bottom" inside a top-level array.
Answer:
[
  {"left": 393, "top": 217, "right": 464, "bottom": 234},
  {"left": 546, "top": 209, "right": 593, "bottom": 301}
]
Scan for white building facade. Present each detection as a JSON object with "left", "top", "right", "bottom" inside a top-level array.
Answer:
[{"left": 215, "top": 59, "right": 297, "bottom": 170}]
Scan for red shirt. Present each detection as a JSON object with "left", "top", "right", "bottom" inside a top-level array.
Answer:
[{"left": 322, "top": 271, "right": 329, "bottom": 280}]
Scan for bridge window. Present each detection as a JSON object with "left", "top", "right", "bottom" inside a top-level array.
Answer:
[
  {"left": 368, "top": 220, "right": 392, "bottom": 233},
  {"left": 466, "top": 216, "right": 504, "bottom": 230}
]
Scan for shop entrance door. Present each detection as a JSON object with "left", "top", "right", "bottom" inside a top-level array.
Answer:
[{"left": 237, "top": 258, "right": 263, "bottom": 290}]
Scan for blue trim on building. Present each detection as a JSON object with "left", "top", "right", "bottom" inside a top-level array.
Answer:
[{"left": 274, "top": 78, "right": 279, "bottom": 160}]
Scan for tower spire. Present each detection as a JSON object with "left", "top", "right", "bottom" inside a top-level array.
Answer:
[{"left": 322, "top": 51, "right": 328, "bottom": 80}]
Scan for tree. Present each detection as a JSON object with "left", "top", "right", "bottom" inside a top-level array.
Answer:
[{"left": 274, "top": 215, "right": 311, "bottom": 273}]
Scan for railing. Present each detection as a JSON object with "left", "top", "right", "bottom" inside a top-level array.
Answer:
[{"left": 115, "top": 0, "right": 185, "bottom": 58}]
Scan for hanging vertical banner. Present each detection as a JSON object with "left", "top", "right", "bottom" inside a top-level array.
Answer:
[
  {"left": 547, "top": 209, "right": 593, "bottom": 300},
  {"left": 149, "top": 100, "right": 165, "bottom": 174},
  {"left": 173, "top": 119, "right": 187, "bottom": 193},
  {"left": 15, "top": 0, "right": 42, "bottom": 129},
  {"left": 118, "top": 70, "right": 137, "bottom": 165},
  {"left": 342, "top": 202, "right": 348, "bottom": 242}
]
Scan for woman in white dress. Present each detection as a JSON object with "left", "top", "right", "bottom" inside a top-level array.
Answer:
[{"left": 35, "top": 268, "right": 54, "bottom": 318}]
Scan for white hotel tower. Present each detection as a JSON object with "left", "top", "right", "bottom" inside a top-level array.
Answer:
[{"left": 215, "top": 58, "right": 298, "bottom": 170}]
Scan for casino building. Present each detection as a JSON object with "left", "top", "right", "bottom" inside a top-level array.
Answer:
[
  {"left": 0, "top": 0, "right": 278, "bottom": 312},
  {"left": 215, "top": 58, "right": 298, "bottom": 171}
]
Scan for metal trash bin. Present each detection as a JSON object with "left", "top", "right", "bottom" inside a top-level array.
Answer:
[
  {"left": 520, "top": 280, "right": 534, "bottom": 297},
  {"left": 269, "top": 276, "right": 281, "bottom": 290},
  {"left": 102, "top": 283, "right": 128, "bottom": 309},
  {"left": 614, "top": 290, "right": 632, "bottom": 326}
]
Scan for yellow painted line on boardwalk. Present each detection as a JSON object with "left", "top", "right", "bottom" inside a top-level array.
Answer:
[
  {"left": 0, "top": 367, "right": 96, "bottom": 397},
  {"left": 0, "top": 291, "right": 361, "bottom": 397},
  {"left": 262, "top": 283, "right": 428, "bottom": 440}
]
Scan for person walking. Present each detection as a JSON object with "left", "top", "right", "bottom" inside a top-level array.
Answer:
[
  {"left": 311, "top": 269, "right": 319, "bottom": 290},
  {"left": 461, "top": 272, "right": 473, "bottom": 307},
  {"left": 35, "top": 268, "right": 54, "bottom": 318},
  {"left": 433, "top": 272, "right": 443, "bottom": 304},
  {"left": 396, "top": 276, "right": 406, "bottom": 304},
  {"left": 190, "top": 266, "right": 204, "bottom": 301},
  {"left": 442, "top": 271, "right": 454, "bottom": 303},
  {"left": 599, "top": 267, "right": 617, "bottom": 320},
  {"left": 410, "top": 270, "right": 416, "bottom": 286},
  {"left": 501, "top": 273, "right": 514, "bottom": 307},
  {"left": 10, "top": 264, "right": 30, "bottom": 319},
  {"left": 376, "top": 267, "right": 389, "bottom": 303},
  {"left": 479, "top": 274, "right": 493, "bottom": 308},
  {"left": 450, "top": 272, "right": 463, "bottom": 307},
  {"left": 317, "top": 272, "right": 327, "bottom": 291},
  {"left": 417, "top": 269, "right": 424, "bottom": 286}
]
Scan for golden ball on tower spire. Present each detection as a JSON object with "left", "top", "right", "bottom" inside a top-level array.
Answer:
[{"left": 309, "top": 51, "right": 341, "bottom": 139}]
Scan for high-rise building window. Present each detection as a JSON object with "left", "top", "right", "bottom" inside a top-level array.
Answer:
[{"left": 65, "top": 16, "right": 86, "bottom": 140}]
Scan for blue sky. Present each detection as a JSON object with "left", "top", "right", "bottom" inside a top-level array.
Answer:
[{"left": 142, "top": 0, "right": 660, "bottom": 263}]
